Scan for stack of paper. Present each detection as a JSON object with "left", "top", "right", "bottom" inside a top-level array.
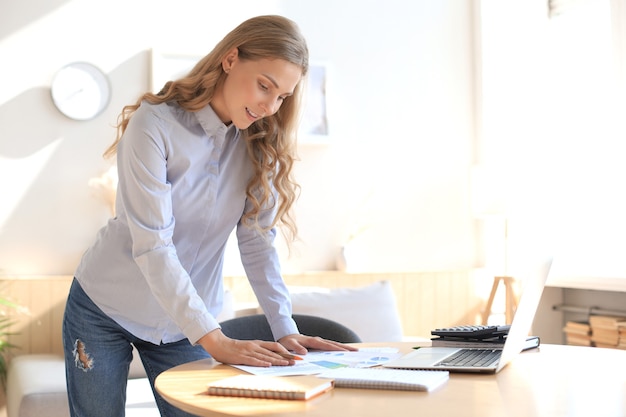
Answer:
[{"left": 225, "top": 347, "right": 449, "bottom": 393}]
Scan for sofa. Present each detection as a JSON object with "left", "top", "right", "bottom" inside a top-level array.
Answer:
[
  {"left": 6, "top": 280, "right": 408, "bottom": 417},
  {"left": 7, "top": 350, "right": 158, "bottom": 417}
]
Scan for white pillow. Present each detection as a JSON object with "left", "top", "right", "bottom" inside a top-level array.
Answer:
[{"left": 289, "top": 280, "right": 404, "bottom": 342}]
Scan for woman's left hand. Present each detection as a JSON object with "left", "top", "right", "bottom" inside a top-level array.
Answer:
[{"left": 278, "top": 334, "right": 359, "bottom": 355}]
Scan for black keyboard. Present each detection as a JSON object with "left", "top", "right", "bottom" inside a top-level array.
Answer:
[
  {"left": 431, "top": 325, "right": 511, "bottom": 339},
  {"left": 436, "top": 349, "right": 501, "bottom": 367}
]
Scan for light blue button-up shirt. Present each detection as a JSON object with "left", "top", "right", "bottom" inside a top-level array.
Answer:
[{"left": 75, "top": 101, "right": 298, "bottom": 345}]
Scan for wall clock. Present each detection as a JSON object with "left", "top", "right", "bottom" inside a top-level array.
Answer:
[{"left": 50, "top": 62, "right": 111, "bottom": 121}]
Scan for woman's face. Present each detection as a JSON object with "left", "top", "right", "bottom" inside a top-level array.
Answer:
[{"left": 212, "top": 48, "right": 302, "bottom": 129}]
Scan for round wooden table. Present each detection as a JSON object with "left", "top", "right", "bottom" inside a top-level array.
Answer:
[{"left": 155, "top": 343, "right": 626, "bottom": 417}]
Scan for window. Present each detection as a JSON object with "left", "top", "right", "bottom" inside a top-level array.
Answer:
[
  {"left": 541, "top": 0, "right": 626, "bottom": 285},
  {"left": 477, "top": 1, "right": 626, "bottom": 289}
]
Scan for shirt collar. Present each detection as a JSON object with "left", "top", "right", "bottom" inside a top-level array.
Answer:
[{"left": 194, "top": 104, "right": 239, "bottom": 139}]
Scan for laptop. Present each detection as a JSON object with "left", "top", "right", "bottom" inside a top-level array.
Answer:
[{"left": 383, "top": 258, "right": 553, "bottom": 374}]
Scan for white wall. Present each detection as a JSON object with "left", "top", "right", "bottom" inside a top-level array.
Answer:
[{"left": 0, "top": 0, "right": 478, "bottom": 275}]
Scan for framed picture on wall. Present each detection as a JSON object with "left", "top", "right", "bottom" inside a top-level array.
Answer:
[{"left": 299, "top": 63, "right": 329, "bottom": 143}]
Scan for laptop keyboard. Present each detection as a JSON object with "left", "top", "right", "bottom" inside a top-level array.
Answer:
[{"left": 436, "top": 349, "right": 501, "bottom": 367}]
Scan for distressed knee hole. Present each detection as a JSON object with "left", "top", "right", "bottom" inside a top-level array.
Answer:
[{"left": 73, "top": 339, "right": 94, "bottom": 371}]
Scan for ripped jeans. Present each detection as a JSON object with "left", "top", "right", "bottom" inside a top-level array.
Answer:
[{"left": 62, "top": 278, "right": 210, "bottom": 417}]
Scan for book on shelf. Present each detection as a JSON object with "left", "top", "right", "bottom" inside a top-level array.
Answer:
[
  {"left": 563, "top": 321, "right": 591, "bottom": 336},
  {"left": 430, "top": 335, "right": 540, "bottom": 351},
  {"left": 595, "top": 342, "right": 620, "bottom": 349},
  {"left": 563, "top": 321, "right": 592, "bottom": 346},
  {"left": 206, "top": 374, "right": 334, "bottom": 400},
  {"left": 565, "top": 334, "right": 592, "bottom": 346},
  {"left": 618, "top": 325, "right": 626, "bottom": 350},
  {"left": 591, "top": 328, "right": 619, "bottom": 346},
  {"left": 589, "top": 315, "right": 626, "bottom": 348},
  {"left": 589, "top": 315, "right": 626, "bottom": 329},
  {"left": 317, "top": 367, "right": 449, "bottom": 392}
]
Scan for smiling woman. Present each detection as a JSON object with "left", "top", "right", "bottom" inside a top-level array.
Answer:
[
  {"left": 210, "top": 48, "right": 302, "bottom": 129},
  {"left": 59, "top": 15, "right": 360, "bottom": 417}
]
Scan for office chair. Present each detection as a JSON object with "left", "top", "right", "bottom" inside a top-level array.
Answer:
[{"left": 219, "top": 314, "right": 362, "bottom": 343}]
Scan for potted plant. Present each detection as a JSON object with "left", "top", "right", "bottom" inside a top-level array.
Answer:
[{"left": 0, "top": 295, "right": 20, "bottom": 387}]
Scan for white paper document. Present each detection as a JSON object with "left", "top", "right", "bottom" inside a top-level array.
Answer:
[{"left": 232, "top": 347, "right": 402, "bottom": 377}]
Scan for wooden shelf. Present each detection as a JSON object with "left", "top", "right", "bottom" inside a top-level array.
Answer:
[{"left": 546, "top": 276, "right": 626, "bottom": 293}]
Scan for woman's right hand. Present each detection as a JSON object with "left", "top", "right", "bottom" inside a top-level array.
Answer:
[{"left": 197, "top": 328, "right": 295, "bottom": 367}]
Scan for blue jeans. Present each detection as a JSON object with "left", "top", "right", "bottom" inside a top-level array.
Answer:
[{"left": 62, "top": 278, "right": 210, "bottom": 417}]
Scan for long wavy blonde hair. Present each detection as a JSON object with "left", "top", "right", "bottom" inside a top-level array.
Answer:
[{"left": 104, "top": 15, "right": 308, "bottom": 242}]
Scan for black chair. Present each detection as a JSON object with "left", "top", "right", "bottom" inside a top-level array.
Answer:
[{"left": 219, "top": 314, "right": 362, "bottom": 343}]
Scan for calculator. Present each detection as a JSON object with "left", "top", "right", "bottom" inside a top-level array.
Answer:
[{"left": 431, "top": 325, "right": 511, "bottom": 339}]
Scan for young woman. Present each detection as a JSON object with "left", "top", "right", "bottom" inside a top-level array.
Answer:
[{"left": 62, "top": 15, "right": 355, "bottom": 417}]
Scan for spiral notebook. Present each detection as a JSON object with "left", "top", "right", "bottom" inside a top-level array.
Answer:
[
  {"left": 317, "top": 367, "right": 449, "bottom": 392},
  {"left": 207, "top": 374, "right": 334, "bottom": 400}
]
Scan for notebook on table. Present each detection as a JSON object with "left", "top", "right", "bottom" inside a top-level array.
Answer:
[
  {"left": 207, "top": 374, "right": 333, "bottom": 400},
  {"left": 383, "top": 258, "right": 552, "bottom": 374},
  {"left": 318, "top": 367, "right": 449, "bottom": 392}
]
